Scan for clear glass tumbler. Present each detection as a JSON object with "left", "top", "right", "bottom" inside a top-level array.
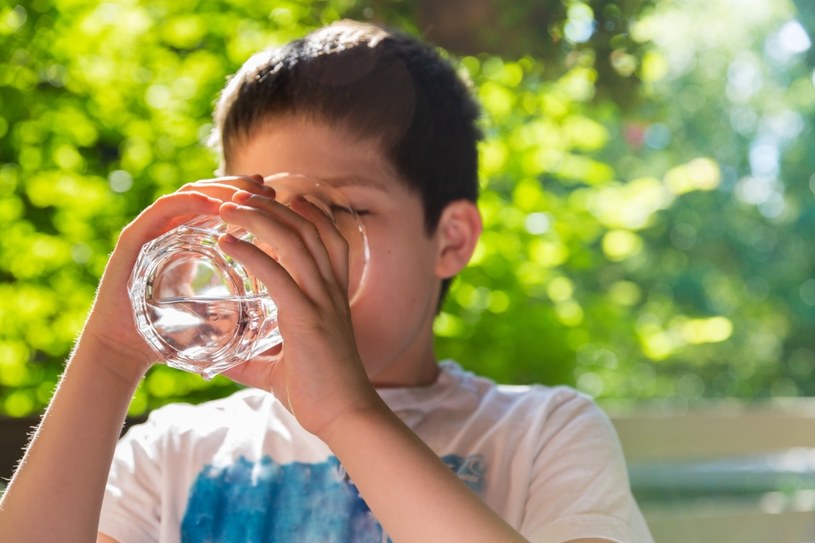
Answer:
[{"left": 128, "top": 173, "right": 370, "bottom": 379}]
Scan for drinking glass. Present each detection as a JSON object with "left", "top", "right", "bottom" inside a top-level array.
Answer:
[{"left": 128, "top": 173, "right": 369, "bottom": 379}]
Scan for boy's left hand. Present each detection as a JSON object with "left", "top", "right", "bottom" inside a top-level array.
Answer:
[{"left": 217, "top": 190, "right": 380, "bottom": 438}]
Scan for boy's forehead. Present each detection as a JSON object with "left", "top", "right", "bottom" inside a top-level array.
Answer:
[{"left": 226, "top": 116, "right": 411, "bottom": 195}]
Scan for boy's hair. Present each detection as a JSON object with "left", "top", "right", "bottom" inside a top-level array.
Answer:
[{"left": 210, "top": 20, "right": 482, "bottom": 304}]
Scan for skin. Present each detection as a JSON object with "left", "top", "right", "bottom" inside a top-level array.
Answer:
[{"left": 0, "top": 116, "right": 610, "bottom": 543}]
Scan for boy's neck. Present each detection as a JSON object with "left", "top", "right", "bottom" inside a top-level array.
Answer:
[{"left": 370, "top": 351, "right": 441, "bottom": 389}]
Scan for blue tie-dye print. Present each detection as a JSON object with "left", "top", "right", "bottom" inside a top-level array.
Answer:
[
  {"left": 182, "top": 456, "right": 383, "bottom": 543},
  {"left": 441, "top": 454, "right": 487, "bottom": 495},
  {"left": 181, "top": 454, "right": 485, "bottom": 542}
]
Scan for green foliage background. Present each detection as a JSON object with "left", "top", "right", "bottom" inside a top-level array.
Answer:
[{"left": 1, "top": 0, "right": 814, "bottom": 417}]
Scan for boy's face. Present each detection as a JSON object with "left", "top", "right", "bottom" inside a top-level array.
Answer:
[{"left": 225, "top": 116, "right": 446, "bottom": 387}]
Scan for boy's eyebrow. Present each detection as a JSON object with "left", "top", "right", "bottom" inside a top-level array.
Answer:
[{"left": 321, "top": 174, "right": 389, "bottom": 191}]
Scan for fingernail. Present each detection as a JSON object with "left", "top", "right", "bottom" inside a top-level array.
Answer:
[
  {"left": 249, "top": 174, "right": 264, "bottom": 184},
  {"left": 220, "top": 233, "right": 238, "bottom": 244},
  {"left": 233, "top": 190, "right": 252, "bottom": 202}
]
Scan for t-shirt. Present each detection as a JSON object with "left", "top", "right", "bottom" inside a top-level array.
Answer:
[{"left": 99, "top": 360, "right": 653, "bottom": 543}]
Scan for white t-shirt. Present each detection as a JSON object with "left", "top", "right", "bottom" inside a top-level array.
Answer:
[{"left": 100, "top": 361, "right": 653, "bottom": 543}]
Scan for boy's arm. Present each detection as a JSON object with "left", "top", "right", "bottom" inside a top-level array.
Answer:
[
  {"left": 322, "top": 400, "right": 529, "bottom": 542},
  {"left": 217, "top": 192, "right": 532, "bottom": 543},
  {"left": 0, "top": 337, "right": 146, "bottom": 543},
  {"left": 0, "top": 178, "right": 266, "bottom": 543}
]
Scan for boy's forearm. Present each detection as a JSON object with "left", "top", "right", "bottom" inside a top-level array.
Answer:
[
  {"left": 0, "top": 336, "right": 145, "bottom": 543},
  {"left": 321, "top": 401, "right": 529, "bottom": 543}
]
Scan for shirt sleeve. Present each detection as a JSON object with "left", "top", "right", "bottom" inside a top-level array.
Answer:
[
  {"left": 519, "top": 389, "right": 653, "bottom": 543},
  {"left": 98, "top": 414, "right": 165, "bottom": 543}
]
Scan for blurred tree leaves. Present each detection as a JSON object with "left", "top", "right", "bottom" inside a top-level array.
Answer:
[{"left": 1, "top": 0, "right": 814, "bottom": 417}]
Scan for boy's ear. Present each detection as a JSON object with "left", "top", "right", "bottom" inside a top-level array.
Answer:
[{"left": 434, "top": 200, "right": 482, "bottom": 279}]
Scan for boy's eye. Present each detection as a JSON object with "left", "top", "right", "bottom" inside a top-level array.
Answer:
[{"left": 330, "top": 204, "right": 369, "bottom": 217}]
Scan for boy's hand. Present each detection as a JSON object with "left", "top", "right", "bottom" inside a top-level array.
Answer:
[
  {"left": 81, "top": 176, "right": 272, "bottom": 382},
  {"left": 217, "top": 190, "right": 380, "bottom": 438}
]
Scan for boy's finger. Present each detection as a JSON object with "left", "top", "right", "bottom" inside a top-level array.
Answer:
[
  {"left": 122, "top": 191, "right": 222, "bottom": 248},
  {"left": 187, "top": 174, "right": 265, "bottom": 186},
  {"left": 104, "top": 192, "right": 223, "bottom": 291},
  {"left": 219, "top": 193, "right": 340, "bottom": 300},
  {"left": 216, "top": 233, "right": 312, "bottom": 317},
  {"left": 289, "top": 195, "right": 350, "bottom": 294},
  {"left": 178, "top": 176, "right": 275, "bottom": 201}
]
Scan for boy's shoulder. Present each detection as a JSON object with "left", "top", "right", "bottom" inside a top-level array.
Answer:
[
  {"left": 442, "top": 360, "right": 600, "bottom": 409},
  {"left": 383, "top": 361, "right": 620, "bottom": 462},
  {"left": 152, "top": 386, "right": 271, "bottom": 414},
  {"left": 392, "top": 360, "right": 609, "bottom": 431},
  {"left": 137, "top": 387, "right": 289, "bottom": 436}
]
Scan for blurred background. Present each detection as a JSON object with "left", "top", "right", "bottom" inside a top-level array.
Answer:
[{"left": 1, "top": 0, "right": 814, "bottom": 540}]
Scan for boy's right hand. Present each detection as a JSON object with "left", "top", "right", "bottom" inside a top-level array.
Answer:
[{"left": 78, "top": 175, "right": 272, "bottom": 383}]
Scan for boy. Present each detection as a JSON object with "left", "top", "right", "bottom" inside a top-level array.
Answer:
[{"left": 0, "top": 20, "right": 653, "bottom": 543}]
